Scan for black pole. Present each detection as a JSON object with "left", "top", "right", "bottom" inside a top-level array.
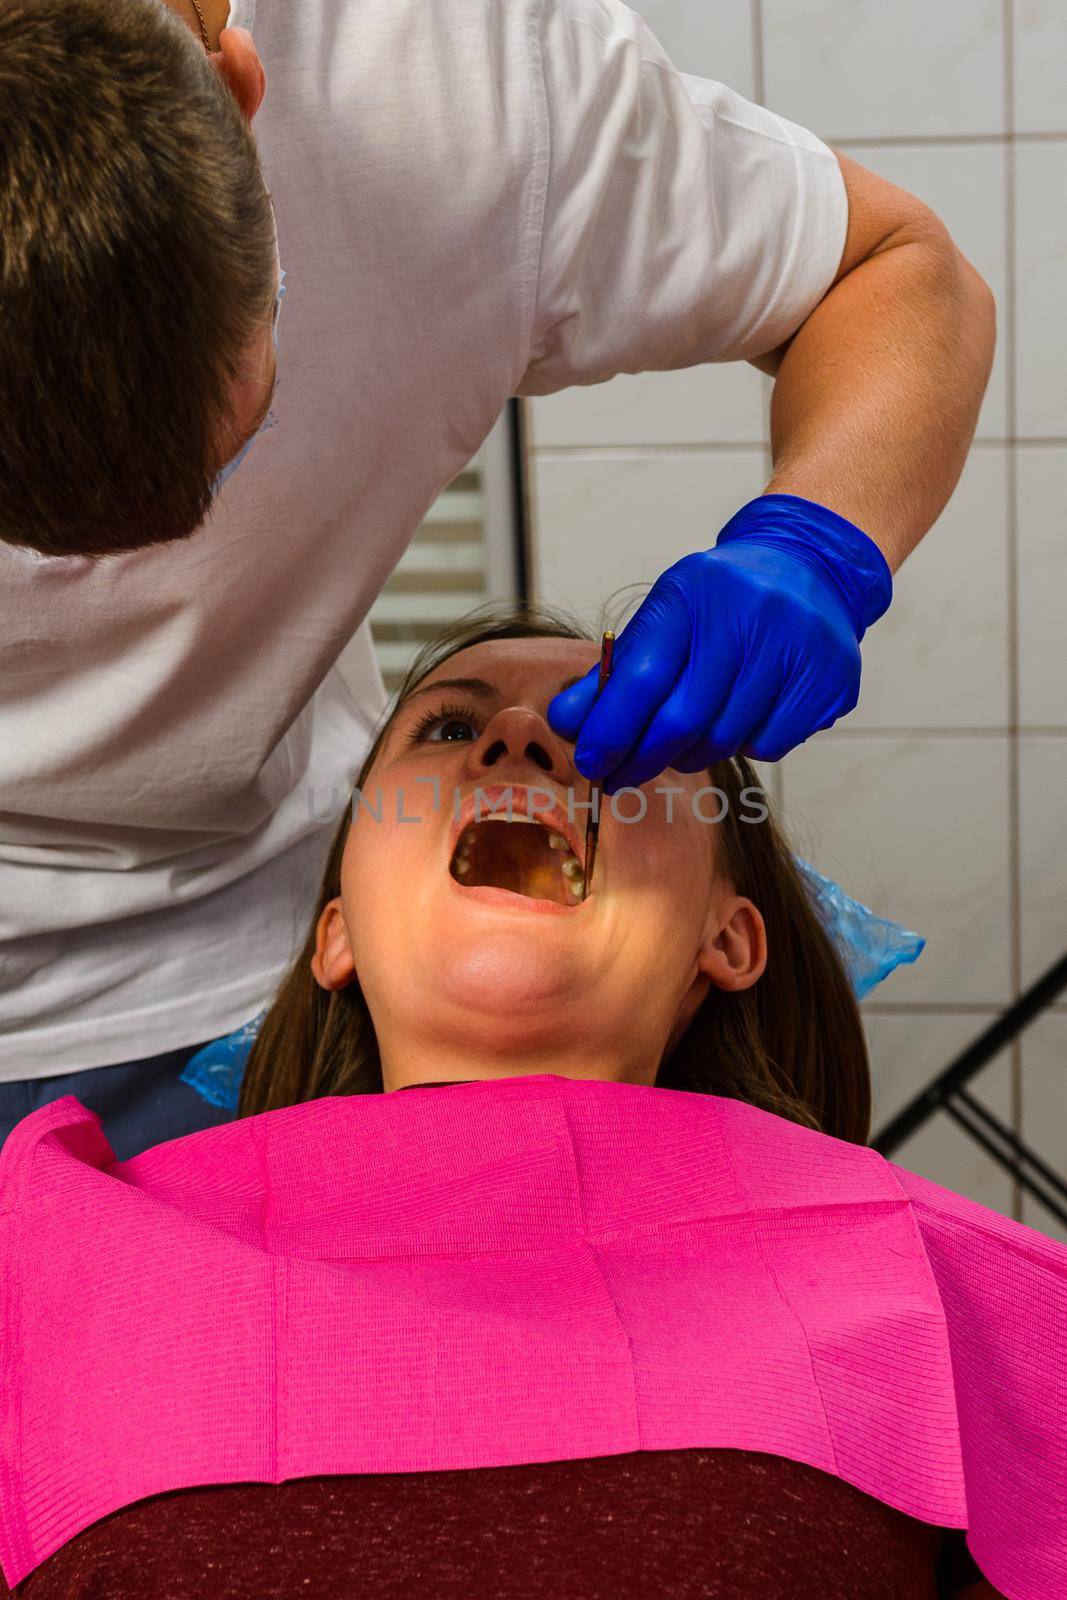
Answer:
[
  {"left": 873, "top": 946, "right": 1067, "bottom": 1156},
  {"left": 507, "top": 398, "right": 533, "bottom": 609}
]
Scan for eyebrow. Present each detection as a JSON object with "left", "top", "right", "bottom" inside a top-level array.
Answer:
[{"left": 401, "top": 674, "right": 587, "bottom": 711}]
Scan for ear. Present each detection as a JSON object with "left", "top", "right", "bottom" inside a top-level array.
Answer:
[
  {"left": 697, "top": 895, "right": 767, "bottom": 993},
  {"left": 310, "top": 897, "right": 357, "bottom": 993},
  {"left": 210, "top": 28, "right": 267, "bottom": 121},
  {"left": 661, "top": 894, "right": 767, "bottom": 1057}
]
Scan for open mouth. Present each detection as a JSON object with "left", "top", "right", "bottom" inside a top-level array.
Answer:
[{"left": 449, "top": 817, "right": 585, "bottom": 906}]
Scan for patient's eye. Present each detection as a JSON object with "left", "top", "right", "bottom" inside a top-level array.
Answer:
[{"left": 406, "top": 700, "right": 484, "bottom": 745}]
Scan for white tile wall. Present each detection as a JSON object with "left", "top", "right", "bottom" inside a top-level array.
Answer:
[
  {"left": 632, "top": 0, "right": 757, "bottom": 101},
  {"left": 529, "top": 449, "right": 768, "bottom": 620},
  {"left": 1017, "top": 448, "right": 1067, "bottom": 727},
  {"left": 525, "top": 362, "right": 767, "bottom": 449},
  {"left": 524, "top": 1, "right": 1067, "bottom": 1229},
  {"left": 1014, "top": 142, "right": 1067, "bottom": 439},
  {"left": 761, "top": 0, "right": 1004, "bottom": 141},
  {"left": 1019, "top": 738, "right": 1067, "bottom": 989},
  {"left": 1020, "top": 1015, "right": 1067, "bottom": 1244},
  {"left": 845, "top": 447, "right": 1010, "bottom": 730},
  {"left": 1013, "top": 0, "right": 1067, "bottom": 137},
  {"left": 780, "top": 735, "right": 1013, "bottom": 1006},
  {"left": 865, "top": 1010, "right": 1015, "bottom": 1214},
  {"left": 863, "top": 1010, "right": 995, "bottom": 1132}
]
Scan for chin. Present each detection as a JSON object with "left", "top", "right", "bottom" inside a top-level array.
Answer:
[{"left": 430, "top": 934, "right": 585, "bottom": 1015}]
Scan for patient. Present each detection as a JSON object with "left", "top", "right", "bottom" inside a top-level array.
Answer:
[
  {"left": 1, "top": 604, "right": 1000, "bottom": 1600},
  {"left": 237, "top": 602, "right": 870, "bottom": 1144}
]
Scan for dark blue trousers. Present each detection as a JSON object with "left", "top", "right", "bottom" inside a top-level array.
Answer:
[{"left": 0, "top": 1039, "right": 237, "bottom": 1161}]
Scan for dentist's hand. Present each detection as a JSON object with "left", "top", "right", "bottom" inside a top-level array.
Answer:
[{"left": 547, "top": 494, "right": 893, "bottom": 793}]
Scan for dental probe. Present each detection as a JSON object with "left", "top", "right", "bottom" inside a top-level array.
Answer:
[{"left": 581, "top": 630, "right": 615, "bottom": 903}]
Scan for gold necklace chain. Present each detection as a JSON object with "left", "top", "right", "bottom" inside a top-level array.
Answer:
[{"left": 189, "top": 0, "right": 211, "bottom": 51}]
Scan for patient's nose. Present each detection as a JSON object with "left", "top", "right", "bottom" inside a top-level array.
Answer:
[{"left": 472, "top": 705, "right": 574, "bottom": 779}]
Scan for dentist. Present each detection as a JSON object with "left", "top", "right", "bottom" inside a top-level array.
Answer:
[{"left": 0, "top": 0, "right": 994, "bottom": 1153}]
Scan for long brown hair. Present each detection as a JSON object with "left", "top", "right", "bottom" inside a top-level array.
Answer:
[{"left": 238, "top": 602, "right": 872, "bottom": 1145}]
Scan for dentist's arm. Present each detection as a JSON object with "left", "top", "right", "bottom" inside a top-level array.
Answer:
[
  {"left": 549, "top": 153, "right": 996, "bottom": 785},
  {"left": 751, "top": 150, "right": 996, "bottom": 572}
]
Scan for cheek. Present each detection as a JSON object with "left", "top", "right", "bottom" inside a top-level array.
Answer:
[
  {"left": 339, "top": 799, "right": 436, "bottom": 963},
  {"left": 341, "top": 849, "right": 373, "bottom": 917},
  {"left": 337, "top": 823, "right": 393, "bottom": 968},
  {"left": 612, "top": 792, "right": 715, "bottom": 884}
]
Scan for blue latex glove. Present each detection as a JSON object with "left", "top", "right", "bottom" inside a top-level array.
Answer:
[{"left": 548, "top": 494, "right": 892, "bottom": 791}]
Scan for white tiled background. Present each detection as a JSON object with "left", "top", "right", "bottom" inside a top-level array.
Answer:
[{"left": 523, "top": 1, "right": 1067, "bottom": 1239}]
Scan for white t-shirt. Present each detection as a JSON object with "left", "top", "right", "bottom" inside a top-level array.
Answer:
[{"left": 0, "top": 0, "right": 848, "bottom": 1078}]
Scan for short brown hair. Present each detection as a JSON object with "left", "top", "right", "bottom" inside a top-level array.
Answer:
[
  {"left": 238, "top": 601, "right": 873, "bottom": 1147},
  {"left": 0, "top": 0, "right": 277, "bottom": 557}
]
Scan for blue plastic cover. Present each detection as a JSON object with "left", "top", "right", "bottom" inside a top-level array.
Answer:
[{"left": 793, "top": 856, "right": 924, "bottom": 1000}]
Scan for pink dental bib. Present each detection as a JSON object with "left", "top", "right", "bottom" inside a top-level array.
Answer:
[{"left": 0, "top": 1073, "right": 1063, "bottom": 1595}]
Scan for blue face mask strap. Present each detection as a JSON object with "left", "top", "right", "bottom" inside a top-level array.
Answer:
[
  {"left": 212, "top": 268, "right": 288, "bottom": 494},
  {"left": 212, "top": 431, "right": 259, "bottom": 494},
  {"left": 178, "top": 860, "right": 924, "bottom": 1114}
]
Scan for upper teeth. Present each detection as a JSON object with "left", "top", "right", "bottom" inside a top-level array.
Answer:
[
  {"left": 453, "top": 814, "right": 585, "bottom": 887},
  {"left": 459, "top": 814, "right": 575, "bottom": 854}
]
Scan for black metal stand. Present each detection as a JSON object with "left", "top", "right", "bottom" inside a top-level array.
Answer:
[
  {"left": 508, "top": 398, "right": 534, "bottom": 610},
  {"left": 872, "top": 948, "right": 1067, "bottom": 1229}
]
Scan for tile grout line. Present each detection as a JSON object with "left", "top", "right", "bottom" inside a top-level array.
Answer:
[
  {"left": 532, "top": 442, "right": 776, "bottom": 457},
  {"left": 972, "top": 437, "right": 1067, "bottom": 447},
  {"left": 531, "top": 437, "right": 1067, "bottom": 458},
  {"left": 864, "top": 1003, "right": 1006, "bottom": 1016},
  {"left": 774, "top": 726, "right": 1067, "bottom": 739},
  {"left": 832, "top": 131, "right": 1067, "bottom": 147},
  {"left": 863, "top": 1003, "right": 1067, "bottom": 1015},
  {"left": 751, "top": 0, "right": 765, "bottom": 107},
  {"left": 1003, "top": 0, "right": 1023, "bottom": 1223},
  {"left": 751, "top": 0, "right": 782, "bottom": 815}
]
